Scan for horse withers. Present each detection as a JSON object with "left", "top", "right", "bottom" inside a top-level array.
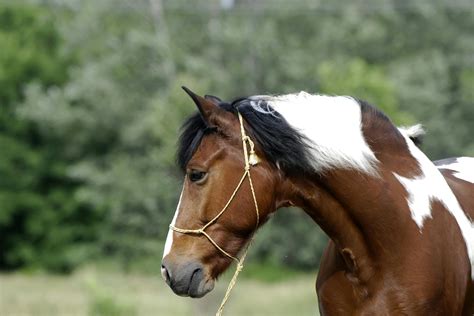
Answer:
[{"left": 161, "top": 88, "right": 474, "bottom": 315}]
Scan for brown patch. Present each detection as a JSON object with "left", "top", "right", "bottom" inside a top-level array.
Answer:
[{"left": 360, "top": 104, "right": 421, "bottom": 178}]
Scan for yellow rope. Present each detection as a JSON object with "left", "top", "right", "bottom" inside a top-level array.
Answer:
[
  {"left": 215, "top": 248, "right": 248, "bottom": 316},
  {"left": 170, "top": 112, "right": 260, "bottom": 316},
  {"left": 170, "top": 170, "right": 249, "bottom": 263}
]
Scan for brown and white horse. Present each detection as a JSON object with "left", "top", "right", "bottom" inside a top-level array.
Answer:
[{"left": 161, "top": 87, "right": 474, "bottom": 315}]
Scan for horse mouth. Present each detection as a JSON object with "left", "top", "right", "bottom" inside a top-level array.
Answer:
[
  {"left": 188, "top": 275, "right": 215, "bottom": 298},
  {"left": 171, "top": 274, "right": 215, "bottom": 298},
  {"left": 186, "top": 269, "right": 214, "bottom": 298}
]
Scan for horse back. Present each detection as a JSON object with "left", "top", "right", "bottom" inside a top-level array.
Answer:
[
  {"left": 435, "top": 157, "right": 474, "bottom": 220},
  {"left": 436, "top": 157, "right": 474, "bottom": 315}
]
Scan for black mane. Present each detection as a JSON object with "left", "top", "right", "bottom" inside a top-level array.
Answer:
[{"left": 177, "top": 98, "right": 315, "bottom": 175}]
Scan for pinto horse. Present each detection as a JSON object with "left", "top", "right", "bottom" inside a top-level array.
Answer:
[{"left": 161, "top": 87, "right": 474, "bottom": 315}]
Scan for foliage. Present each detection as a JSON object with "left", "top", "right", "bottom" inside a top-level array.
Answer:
[
  {"left": 18, "top": 0, "right": 193, "bottom": 270},
  {"left": 0, "top": 2, "right": 67, "bottom": 106},
  {"left": 318, "top": 58, "right": 413, "bottom": 124},
  {"left": 251, "top": 208, "right": 328, "bottom": 270},
  {"left": 241, "top": 261, "right": 308, "bottom": 283},
  {"left": 2, "top": 0, "right": 473, "bottom": 273},
  {"left": 0, "top": 1, "right": 100, "bottom": 272}
]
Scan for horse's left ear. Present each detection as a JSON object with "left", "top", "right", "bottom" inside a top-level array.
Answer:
[{"left": 182, "top": 86, "right": 219, "bottom": 125}]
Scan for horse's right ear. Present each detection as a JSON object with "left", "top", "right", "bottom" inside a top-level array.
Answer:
[
  {"left": 182, "top": 86, "right": 219, "bottom": 125},
  {"left": 204, "top": 94, "right": 221, "bottom": 104}
]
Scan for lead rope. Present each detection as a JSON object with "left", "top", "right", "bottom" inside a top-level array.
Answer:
[{"left": 170, "top": 112, "right": 260, "bottom": 316}]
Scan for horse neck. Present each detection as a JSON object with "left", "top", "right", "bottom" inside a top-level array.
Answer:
[{"left": 280, "top": 167, "right": 407, "bottom": 281}]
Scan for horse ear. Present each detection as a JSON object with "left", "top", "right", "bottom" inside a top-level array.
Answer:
[
  {"left": 182, "top": 86, "right": 236, "bottom": 133},
  {"left": 204, "top": 94, "right": 221, "bottom": 104},
  {"left": 182, "top": 86, "right": 219, "bottom": 124}
]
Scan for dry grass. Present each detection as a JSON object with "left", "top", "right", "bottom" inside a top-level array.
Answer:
[{"left": 0, "top": 267, "right": 320, "bottom": 316}]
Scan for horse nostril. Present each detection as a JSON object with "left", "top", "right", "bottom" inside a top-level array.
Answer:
[
  {"left": 189, "top": 266, "right": 204, "bottom": 293},
  {"left": 191, "top": 267, "right": 202, "bottom": 281},
  {"left": 161, "top": 264, "right": 170, "bottom": 283}
]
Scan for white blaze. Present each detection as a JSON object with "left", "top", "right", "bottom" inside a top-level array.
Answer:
[{"left": 163, "top": 186, "right": 185, "bottom": 259}]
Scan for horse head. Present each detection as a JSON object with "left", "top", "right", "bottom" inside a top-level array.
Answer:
[{"left": 161, "top": 87, "right": 282, "bottom": 298}]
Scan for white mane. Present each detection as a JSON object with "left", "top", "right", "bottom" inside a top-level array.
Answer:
[{"left": 248, "top": 91, "right": 379, "bottom": 175}]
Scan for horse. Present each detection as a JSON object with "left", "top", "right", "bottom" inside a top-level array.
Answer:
[{"left": 161, "top": 87, "right": 474, "bottom": 315}]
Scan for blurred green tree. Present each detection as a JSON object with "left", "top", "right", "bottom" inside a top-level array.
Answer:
[
  {"left": 19, "top": 0, "right": 191, "bottom": 270},
  {"left": 317, "top": 58, "right": 414, "bottom": 124},
  {"left": 0, "top": 2, "right": 100, "bottom": 272}
]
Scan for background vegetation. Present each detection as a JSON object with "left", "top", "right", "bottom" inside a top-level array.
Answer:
[{"left": 0, "top": 0, "right": 473, "bottom": 314}]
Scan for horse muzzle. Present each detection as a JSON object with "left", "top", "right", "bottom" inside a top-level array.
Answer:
[{"left": 161, "top": 258, "right": 215, "bottom": 298}]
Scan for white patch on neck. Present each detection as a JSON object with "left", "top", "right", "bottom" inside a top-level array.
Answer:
[
  {"left": 394, "top": 132, "right": 474, "bottom": 279},
  {"left": 437, "top": 157, "right": 474, "bottom": 184},
  {"left": 163, "top": 185, "right": 185, "bottom": 259},
  {"left": 252, "top": 92, "right": 379, "bottom": 175}
]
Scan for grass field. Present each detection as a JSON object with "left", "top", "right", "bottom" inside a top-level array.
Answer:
[{"left": 0, "top": 266, "right": 320, "bottom": 316}]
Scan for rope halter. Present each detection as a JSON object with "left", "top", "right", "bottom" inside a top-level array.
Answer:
[{"left": 170, "top": 112, "right": 261, "bottom": 316}]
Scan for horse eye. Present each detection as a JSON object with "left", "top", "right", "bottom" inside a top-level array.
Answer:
[{"left": 189, "top": 170, "right": 207, "bottom": 183}]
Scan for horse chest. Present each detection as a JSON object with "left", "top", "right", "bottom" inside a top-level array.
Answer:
[
  {"left": 318, "top": 272, "right": 461, "bottom": 315},
  {"left": 317, "top": 241, "right": 468, "bottom": 315}
]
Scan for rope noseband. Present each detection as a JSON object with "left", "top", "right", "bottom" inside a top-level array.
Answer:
[{"left": 170, "top": 112, "right": 260, "bottom": 316}]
